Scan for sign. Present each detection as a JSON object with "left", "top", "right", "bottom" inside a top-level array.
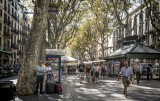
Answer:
[{"left": 52, "top": 70, "right": 59, "bottom": 82}]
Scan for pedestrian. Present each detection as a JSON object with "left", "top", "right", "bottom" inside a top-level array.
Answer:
[
  {"left": 78, "top": 62, "right": 85, "bottom": 84},
  {"left": 134, "top": 60, "right": 143, "bottom": 85},
  {"left": 131, "top": 62, "right": 136, "bottom": 84},
  {"left": 150, "top": 65, "right": 154, "bottom": 80},
  {"left": 101, "top": 62, "right": 107, "bottom": 78},
  {"left": 35, "top": 61, "right": 45, "bottom": 95},
  {"left": 86, "top": 64, "right": 91, "bottom": 83},
  {"left": 43, "top": 62, "right": 52, "bottom": 93},
  {"left": 146, "top": 64, "right": 151, "bottom": 80},
  {"left": 118, "top": 61, "right": 133, "bottom": 97},
  {"left": 91, "top": 63, "right": 95, "bottom": 80},
  {"left": 94, "top": 63, "right": 100, "bottom": 83}
]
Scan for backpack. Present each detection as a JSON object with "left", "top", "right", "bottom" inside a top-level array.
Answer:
[{"left": 55, "top": 84, "right": 62, "bottom": 93}]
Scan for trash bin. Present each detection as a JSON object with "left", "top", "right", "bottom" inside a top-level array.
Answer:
[{"left": 0, "top": 81, "right": 16, "bottom": 101}]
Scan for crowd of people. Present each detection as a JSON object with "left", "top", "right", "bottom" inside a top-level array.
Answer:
[
  {"left": 78, "top": 60, "right": 154, "bottom": 98},
  {"left": 78, "top": 61, "right": 107, "bottom": 84}
]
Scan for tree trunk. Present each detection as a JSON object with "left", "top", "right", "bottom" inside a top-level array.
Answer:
[
  {"left": 39, "top": 33, "right": 47, "bottom": 63},
  {"left": 16, "top": 0, "right": 49, "bottom": 96}
]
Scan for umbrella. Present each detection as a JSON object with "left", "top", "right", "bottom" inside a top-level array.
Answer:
[{"left": 61, "top": 56, "right": 77, "bottom": 62}]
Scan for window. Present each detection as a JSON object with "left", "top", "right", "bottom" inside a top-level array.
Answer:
[
  {"left": 134, "top": 17, "right": 137, "bottom": 26},
  {"left": 4, "top": 13, "right": 7, "bottom": 23},
  {"left": 0, "top": 0, "right": 2, "bottom": 4},
  {"left": 129, "top": 19, "right": 132, "bottom": 29},
  {"left": 0, "top": 37, "right": 1, "bottom": 50},
  {"left": 0, "top": 9, "right": 2, "bottom": 17},
  {"left": 139, "top": 13, "right": 143, "bottom": 22},
  {"left": 8, "top": 16, "right": 10, "bottom": 25},
  {"left": 8, "top": 4, "right": 10, "bottom": 14},
  {"left": 4, "top": 25, "right": 6, "bottom": 32},
  {"left": 134, "top": 27, "right": 137, "bottom": 35},
  {"left": 12, "top": 8, "right": 14, "bottom": 16},
  {"left": 4, "top": 0, "right": 7, "bottom": 11},
  {"left": 139, "top": 24, "right": 143, "bottom": 34},
  {"left": 145, "top": 8, "right": 149, "bottom": 19},
  {"left": 0, "top": 22, "right": 2, "bottom": 31},
  {"left": 145, "top": 21, "right": 149, "bottom": 31}
]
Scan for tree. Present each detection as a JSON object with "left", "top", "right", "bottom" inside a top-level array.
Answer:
[
  {"left": 16, "top": 0, "right": 49, "bottom": 95},
  {"left": 70, "top": 20, "right": 97, "bottom": 61},
  {"left": 143, "top": 0, "right": 160, "bottom": 30},
  {"left": 88, "top": 0, "right": 112, "bottom": 58},
  {"left": 48, "top": 0, "right": 84, "bottom": 49}
]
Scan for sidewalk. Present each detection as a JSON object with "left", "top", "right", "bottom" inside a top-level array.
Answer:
[
  {"left": 0, "top": 75, "right": 73, "bottom": 101},
  {"left": 1, "top": 74, "right": 160, "bottom": 101}
]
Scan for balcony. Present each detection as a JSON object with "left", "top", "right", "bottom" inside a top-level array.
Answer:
[
  {"left": 11, "top": 43, "right": 18, "bottom": 49},
  {"left": 18, "top": 40, "right": 23, "bottom": 45},
  {"left": 3, "top": 47, "right": 11, "bottom": 51},
  {"left": 11, "top": 28, "right": 18, "bottom": 34},
  {"left": 3, "top": 31, "right": 11, "bottom": 38},
  {"left": 17, "top": 50, "right": 24, "bottom": 55},
  {"left": 22, "top": 31, "right": 28, "bottom": 37},
  {"left": 23, "top": 25, "right": 30, "bottom": 31},
  {"left": 4, "top": 18, "right": 8, "bottom": 24}
]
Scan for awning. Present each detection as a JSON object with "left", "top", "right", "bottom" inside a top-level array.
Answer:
[
  {"left": 104, "top": 43, "right": 160, "bottom": 59},
  {"left": 0, "top": 50, "right": 13, "bottom": 54}
]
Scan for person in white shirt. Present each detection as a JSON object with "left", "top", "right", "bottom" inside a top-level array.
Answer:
[
  {"left": 94, "top": 63, "right": 100, "bottom": 83},
  {"left": 35, "top": 61, "right": 45, "bottom": 95},
  {"left": 43, "top": 62, "right": 52, "bottom": 93},
  {"left": 134, "top": 60, "right": 143, "bottom": 85},
  {"left": 118, "top": 61, "right": 133, "bottom": 97}
]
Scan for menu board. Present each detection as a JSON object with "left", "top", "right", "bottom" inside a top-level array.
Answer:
[{"left": 46, "top": 56, "right": 60, "bottom": 82}]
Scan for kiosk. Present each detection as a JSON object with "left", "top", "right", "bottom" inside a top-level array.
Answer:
[{"left": 46, "top": 49, "right": 65, "bottom": 83}]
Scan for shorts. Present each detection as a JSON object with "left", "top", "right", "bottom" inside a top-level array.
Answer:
[
  {"left": 122, "top": 77, "right": 130, "bottom": 86},
  {"left": 95, "top": 71, "right": 99, "bottom": 77},
  {"left": 79, "top": 72, "right": 84, "bottom": 77},
  {"left": 86, "top": 72, "right": 91, "bottom": 77}
]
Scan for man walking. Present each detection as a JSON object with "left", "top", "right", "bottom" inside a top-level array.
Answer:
[
  {"left": 35, "top": 61, "right": 45, "bottom": 95},
  {"left": 134, "top": 60, "right": 143, "bottom": 85},
  {"left": 118, "top": 62, "right": 133, "bottom": 97},
  {"left": 78, "top": 62, "right": 85, "bottom": 84}
]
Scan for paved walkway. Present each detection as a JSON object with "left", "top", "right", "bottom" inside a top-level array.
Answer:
[
  {"left": 0, "top": 74, "right": 160, "bottom": 101},
  {"left": 66, "top": 74, "right": 160, "bottom": 101}
]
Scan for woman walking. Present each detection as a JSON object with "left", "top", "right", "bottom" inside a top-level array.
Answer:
[
  {"left": 94, "top": 63, "right": 100, "bottom": 83},
  {"left": 86, "top": 64, "right": 91, "bottom": 83}
]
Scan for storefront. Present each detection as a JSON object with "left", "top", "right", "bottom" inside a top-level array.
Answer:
[{"left": 104, "top": 43, "right": 160, "bottom": 79}]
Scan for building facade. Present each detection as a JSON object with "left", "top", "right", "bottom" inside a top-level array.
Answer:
[
  {"left": 0, "top": 0, "right": 30, "bottom": 66},
  {"left": 110, "top": 2, "right": 160, "bottom": 53}
]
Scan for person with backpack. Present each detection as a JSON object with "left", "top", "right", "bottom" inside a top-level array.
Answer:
[
  {"left": 86, "top": 64, "right": 91, "bottom": 83},
  {"left": 78, "top": 62, "right": 85, "bottom": 84}
]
